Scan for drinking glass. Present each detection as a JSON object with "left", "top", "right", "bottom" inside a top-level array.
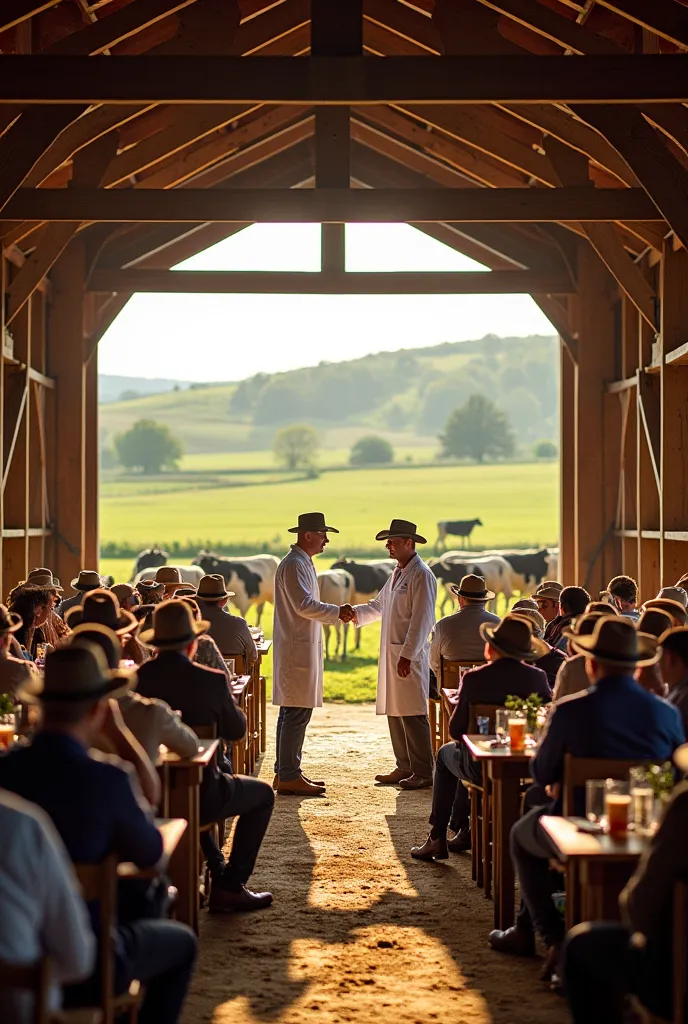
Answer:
[
  {"left": 0, "top": 712, "right": 15, "bottom": 750},
  {"left": 508, "top": 711, "right": 527, "bottom": 752},
  {"left": 225, "top": 658, "right": 236, "bottom": 680},
  {"left": 605, "top": 779, "right": 631, "bottom": 835},
  {"left": 495, "top": 709, "right": 509, "bottom": 745},
  {"left": 476, "top": 716, "right": 490, "bottom": 736},
  {"left": 629, "top": 766, "right": 655, "bottom": 835},
  {"left": 585, "top": 779, "right": 607, "bottom": 825}
]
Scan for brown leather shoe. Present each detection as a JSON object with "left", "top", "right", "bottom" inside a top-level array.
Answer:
[
  {"left": 277, "top": 777, "right": 326, "bottom": 796},
  {"left": 375, "top": 768, "right": 412, "bottom": 785},
  {"left": 398, "top": 774, "right": 433, "bottom": 790},
  {"left": 410, "top": 835, "right": 449, "bottom": 860},
  {"left": 447, "top": 827, "right": 471, "bottom": 853},
  {"left": 488, "top": 925, "right": 536, "bottom": 958},
  {"left": 209, "top": 885, "right": 273, "bottom": 913},
  {"left": 301, "top": 774, "right": 326, "bottom": 787}
]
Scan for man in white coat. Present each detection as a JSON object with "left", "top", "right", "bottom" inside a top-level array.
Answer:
[
  {"left": 273, "top": 511, "right": 353, "bottom": 797},
  {"left": 350, "top": 519, "right": 437, "bottom": 790}
]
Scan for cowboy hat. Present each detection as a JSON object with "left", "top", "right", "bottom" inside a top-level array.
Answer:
[
  {"left": 643, "top": 598, "right": 688, "bottom": 626},
  {"left": 173, "top": 585, "right": 198, "bottom": 597},
  {"left": 637, "top": 608, "right": 674, "bottom": 639},
  {"left": 70, "top": 570, "right": 103, "bottom": 592},
  {"left": 140, "top": 599, "right": 209, "bottom": 650},
  {"left": 512, "top": 598, "right": 539, "bottom": 611},
  {"left": 68, "top": 623, "right": 137, "bottom": 684},
  {"left": 480, "top": 614, "right": 548, "bottom": 661},
  {"left": 288, "top": 511, "right": 339, "bottom": 534},
  {"left": 375, "top": 519, "right": 427, "bottom": 545},
  {"left": 111, "top": 583, "right": 136, "bottom": 606},
  {"left": 196, "top": 574, "right": 234, "bottom": 602},
  {"left": 450, "top": 573, "right": 495, "bottom": 602},
  {"left": 27, "top": 569, "right": 63, "bottom": 593},
  {"left": 657, "top": 586, "right": 688, "bottom": 610},
  {"left": 18, "top": 641, "right": 133, "bottom": 705},
  {"left": 561, "top": 611, "right": 608, "bottom": 642},
  {"left": 511, "top": 608, "right": 546, "bottom": 638},
  {"left": 0, "top": 603, "right": 22, "bottom": 635},
  {"left": 155, "top": 566, "right": 183, "bottom": 592},
  {"left": 136, "top": 578, "right": 165, "bottom": 600},
  {"left": 65, "top": 589, "right": 137, "bottom": 637},
  {"left": 570, "top": 615, "right": 660, "bottom": 667},
  {"left": 534, "top": 584, "right": 563, "bottom": 602}
]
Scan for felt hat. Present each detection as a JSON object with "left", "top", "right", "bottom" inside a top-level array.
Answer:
[
  {"left": 70, "top": 570, "right": 102, "bottom": 592},
  {"left": 480, "top": 614, "right": 548, "bottom": 661},
  {"left": 136, "top": 578, "right": 165, "bottom": 601},
  {"left": 534, "top": 583, "right": 563, "bottom": 602},
  {"left": 27, "top": 569, "right": 63, "bottom": 593},
  {"left": 637, "top": 608, "right": 674, "bottom": 639},
  {"left": 288, "top": 511, "right": 340, "bottom": 534},
  {"left": 68, "top": 623, "right": 137, "bottom": 685},
  {"left": 450, "top": 573, "right": 495, "bottom": 602},
  {"left": 657, "top": 587, "right": 688, "bottom": 610},
  {"left": 512, "top": 598, "right": 539, "bottom": 611},
  {"left": 196, "top": 574, "right": 234, "bottom": 602},
  {"left": 65, "top": 589, "right": 137, "bottom": 636},
  {"left": 18, "top": 641, "right": 133, "bottom": 705},
  {"left": 155, "top": 566, "right": 183, "bottom": 593},
  {"left": 140, "top": 599, "right": 209, "bottom": 650},
  {"left": 586, "top": 600, "right": 618, "bottom": 615},
  {"left": 570, "top": 615, "right": 660, "bottom": 667},
  {"left": 375, "top": 519, "right": 427, "bottom": 545},
  {"left": 511, "top": 608, "right": 547, "bottom": 637},
  {"left": 111, "top": 583, "right": 136, "bottom": 605},
  {"left": 0, "top": 603, "right": 22, "bottom": 635},
  {"left": 174, "top": 585, "right": 198, "bottom": 597},
  {"left": 562, "top": 611, "right": 607, "bottom": 642},
  {"left": 643, "top": 598, "right": 688, "bottom": 627}
]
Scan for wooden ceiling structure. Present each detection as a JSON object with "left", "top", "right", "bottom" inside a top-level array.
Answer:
[{"left": 1, "top": 0, "right": 687, "bottom": 596}]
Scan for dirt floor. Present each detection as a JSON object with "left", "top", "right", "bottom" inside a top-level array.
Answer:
[{"left": 184, "top": 705, "right": 569, "bottom": 1024}]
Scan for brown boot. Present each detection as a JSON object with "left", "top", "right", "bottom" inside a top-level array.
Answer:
[
  {"left": 375, "top": 768, "right": 412, "bottom": 785},
  {"left": 410, "top": 835, "right": 449, "bottom": 860},
  {"left": 398, "top": 774, "right": 433, "bottom": 790},
  {"left": 302, "top": 774, "right": 326, "bottom": 787},
  {"left": 209, "top": 885, "right": 273, "bottom": 913},
  {"left": 277, "top": 777, "right": 326, "bottom": 796}
]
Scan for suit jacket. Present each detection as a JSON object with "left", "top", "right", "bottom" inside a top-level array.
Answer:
[
  {"left": 448, "top": 657, "right": 551, "bottom": 742},
  {"left": 535, "top": 645, "right": 566, "bottom": 687},
  {"left": 429, "top": 604, "right": 500, "bottom": 674},
  {"left": 196, "top": 599, "right": 258, "bottom": 664},
  {"left": 532, "top": 674, "right": 686, "bottom": 814},
  {"left": 136, "top": 651, "right": 246, "bottom": 820}
]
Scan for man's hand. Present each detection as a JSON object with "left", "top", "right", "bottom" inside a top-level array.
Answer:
[
  {"left": 339, "top": 604, "right": 355, "bottom": 623},
  {"left": 397, "top": 656, "right": 411, "bottom": 678},
  {"left": 545, "top": 782, "right": 561, "bottom": 801}
]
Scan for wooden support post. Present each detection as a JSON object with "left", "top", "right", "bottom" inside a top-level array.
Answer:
[
  {"left": 559, "top": 336, "right": 576, "bottom": 585},
  {"left": 48, "top": 238, "right": 88, "bottom": 586}
]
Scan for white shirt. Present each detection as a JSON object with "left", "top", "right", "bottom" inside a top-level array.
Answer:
[{"left": 0, "top": 790, "right": 94, "bottom": 1020}]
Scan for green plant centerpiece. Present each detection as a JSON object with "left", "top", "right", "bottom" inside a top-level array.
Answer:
[
  {"left": 637, "top": 762, "right": 675, "bottom": 802},
  {"left": 0, "top": 692, "right": 16, "bottom": 718},
  {"left": 504, "top": 693, "right": 544, "bottom": 733}
]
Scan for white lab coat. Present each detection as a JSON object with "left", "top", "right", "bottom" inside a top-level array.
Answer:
[
  {"left": 272, "top": 545, "right": 340, "bottom": 708},
  {"left": 354, "top": 554, "right": 437, "bottom": 716}
]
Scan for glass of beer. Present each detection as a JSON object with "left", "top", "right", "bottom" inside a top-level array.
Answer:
[
  {"left": 605, "top": 779, "right": 631, "bottom": 835},
  {"left": 495, "top": 708, "right": 509, "bottom": 746},
  {"left": 508, "top": 711, "right": 527, "bottom": 752},
  {"left": 0, "top": 713, "right": 15, "bottom": 750},
  {"left": 629, "top": 766, "right": 655, "bottom": 835}
]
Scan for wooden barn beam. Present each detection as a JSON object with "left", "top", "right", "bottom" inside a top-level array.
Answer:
[
  {"left": 43, "top": 0, "right": 201, "bottom": 55},
  {"left": 87, "top": 268, "right": 575, "bottom": 294},
  {"left": 363, "top": 0, "right": 443, "bottom": 53},
  {"left": 532, "top": 294, "right": 578, "bottom": 361},
  {"left": 0, "top": 54, "right": 687, "bottom": 105},
  {"left": 2, "top": 186, "right": 662, "bottom": 223},
  {"left": 594, "top": 0, "right": 688, "bottom": 50},
  {"left": 0, "top": 106, "right": 85, "bottom": 215},
  {"left": 0, "top": 2, "right": 59, "bottom": 32}
]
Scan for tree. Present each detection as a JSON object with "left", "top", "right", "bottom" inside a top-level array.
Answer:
[
  {"left": 533, "top": 439, "right": 558, "bottom": 460},
  {"left": 349, "top": 435, "right": 394, "bottom": 466},
  {"left": 114, "top": 419, "right": 183, "bottom": 474},
  {"left": 273, "top": 424, "right": 320, "bottom": 470},
  {"left": 439, "top": 394, "right": 515, "bottom": 464}
]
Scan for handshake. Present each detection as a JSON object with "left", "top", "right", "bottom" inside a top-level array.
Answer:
[{"left": 339, "top": 604, "right": 356, "bottom": 623}]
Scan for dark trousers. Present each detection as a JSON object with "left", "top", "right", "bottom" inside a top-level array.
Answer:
[
  {"left": 200, "top": 774, "right": 274, "bottom": 888},
  {"left": 429, "top": 741, "right": 481, "bottom": 836},
  {"left": 510, "top": 804, "right": 565, "bottom": 947},
  {"left": 388, "top": 714, "right": 434, "bottom": 778},
  {"left": 67, "top": 919, "right": 197, "bottom": 1024},
  {"left": 563, "top": 922, "right": 674, "bottom": 1023},
  {"left": 274, "top": 705, "right": 314, "bottom": 781}
]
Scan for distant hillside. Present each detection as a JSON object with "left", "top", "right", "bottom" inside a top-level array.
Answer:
[
  {"left": 99, "top": 334, "right": 558, "bottom": 456},
  {"left": 99, "top": 374, "right": 194, "bottom": 404}
]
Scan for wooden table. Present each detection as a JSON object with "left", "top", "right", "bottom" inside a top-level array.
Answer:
[
  {"left": 463, "top": 734, "right": 533, "bottom": 929},
  {"left": 540, "top": 815, "right": 649, "bottom": 929},
  {"left": 118, "top": 818, "right": 187, "bottom": 879},
  {"left": 160, "top": 739, "right": 219, "bottom": 933}
]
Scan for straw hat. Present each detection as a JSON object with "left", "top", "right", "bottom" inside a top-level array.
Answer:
[
  {"left": 657, "top": 587, "right": 688, "bottom": 610},
  {"left": 479, "top": 614, "right": 548, "bottom": 661},
  {"left": 511, "top": 608, "right": 547, "bottom": 637},
  {"left": 375, "top": 518, "right": 427, "bottom": 545},
  {"left": 140, "top": 599, "right": 210, "bottom": 650},
  {"left": 0, "top": 603, "right": 22, "bottom": 635},
  {"left": 450, "top": 573, "right": 495, "bottom": 602},
  {"left": 196, "top": 574, "right": 234, "bottom": 602},
  {"left": 70, "top": 570, "right": 102, "bottom": 592},
  {"left": 27, "top": 569, "right": 63, "bottom": 593},
  {"left": 18, "top": 641, "right": 133, "bottom": 705},
  {"left": 570, "top": 615, "right": 660, "bottom": 667},
  {"left": 65, "top": 589, "right": 137, "bottom": 636},
  {"left": 288, "top": 511, "right": 340, "bottom": 534},
  {"left": 643, "top": 598, "right": 688, "bottom": 627},
  {"left": 155, "top": 566, "right": 183, "bottom": 593}
]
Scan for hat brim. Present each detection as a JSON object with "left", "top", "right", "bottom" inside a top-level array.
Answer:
[
  {"left": 29, "top": 581, "right": 63, "bottom": 593},
  {"left": 18, "top": 668, "right": 135, "bottom": 706},
  {"left": 479, "top": 622, "right": 548, "bottom": 662},
  {"left": 70, "top": 578, "right": 103, "bottom": 591},
  {"left": 287, "top": 525, "right": 339, "bottom": 534},
  {"left": 64, "top": 606, "right": 138, "bottom": 637},
  {"left": 570, "top": 630, "right": 660, "bottom": 667},
  {"left": 450, "top": 584, "right": 495, "bottom": 601},
  {"left": 0, "top": 612, "right": 23, "bottom": 636},
  {"left": 375, "top": 529, "right": 427, "bottom": 545},
  {"left": 197, "top": 590, "right": 235, "bottom": 601},
  {"left": 534, "top": 590, "right": 562, "bottom": 602},
  {"left": 139, "top": 618, "right": 210, "bottom": 650}
]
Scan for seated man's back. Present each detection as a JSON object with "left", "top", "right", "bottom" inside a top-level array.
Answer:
[
  {"left": 429, "top": 575, "right": 500, "bottom": 674},
  {"left": 449, "top": 657, "right": 551, "bottom": 739}
]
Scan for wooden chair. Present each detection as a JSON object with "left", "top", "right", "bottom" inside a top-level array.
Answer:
[
  {"left": 438, "top": 658, "right": 486, "bottom": 746},
  {"left": 193, "top": 722, "right": 227, "bottom": 847},
  {"left": 465, "top": 703, "right": 502, "bottom": 894},
  {"left": 74, "top": 857, "right": 142, "bottom": 1024},
  {"left": 562, "top": 754, "right": 657, "bottom": 816},
  {"left": 0, "top": 958, "right": 100, "bottom": 1024}
]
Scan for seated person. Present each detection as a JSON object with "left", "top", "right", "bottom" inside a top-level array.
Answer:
[
  {"left": 0, "top": 603, "right": 39, "bottom": 699},
  {"left": 607, "top": 574, "right": 640, "bottom": 621},
  {"left": 563, "top": 761, "right": 688, "bottom": 1023},
  {"left": 137, "top": 600, "right": 274, "bottom": 912},
  {"left": 25, "top": 569, "right": 71, "bottom": 649},
  {"left": 7, "top": 584, "right": 53, "bottom": 661},
  {"left": 545, "top": 586, "right": 591, "bottom": 653},
  {"left": 512, "top": 607, "right": 565, "bottom": 686},
  {"left": 533, "top": 581, "right": 563, "bottom": 638},
  {"left": 429, "top": 574, "right": 499, "bottom": 674},
  {"left": 552, "top": 611, "right": 606, "bottom": 703},
  {"left": 67, "top": 586, "right": 148, "bottom": 666},
  {"left": 155, "top": 566, "right": 184, "bottom": 598},
  {"left": 56, "top": 570, "right": 102, "bottom": 620},
  {"left": 634, "top": 609, "right": 674, "bottom": 697},
  {"left": 0, "top": 644, "right": 197, "bottom": 1024},
  {"left": 488, "top": 617, "right": 685, "bottom": 978},
  {"left": 111, "top": 583, "right": 140, "bottom": 613},
  {"left": 71, "top": 621, "right": 199, "bottom": 765},
  {"left": 195, "top": 575, "right": 258, "bottom": 665},
  {"left": 180, "top": 597, "right": 230, "bottom": 679},
  {"left": 660, "top": 626, "right": 688, "bottom": 735},
  {"left": 411, "top": 615, "right": 551, "bottom": 859},
  {"left": 0, "top": 789, "right": 95, "bottom": 1020}
]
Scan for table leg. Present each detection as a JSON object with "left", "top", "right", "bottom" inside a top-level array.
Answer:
[
  {"left": 482, "top": 765, "right": 492, "bottom": 900},
  {"left": 259, "top": 673, "right": 267, "bottom": 753},
  {"left": 491, "top": 764, "right": 523, "bottom": 930},
  {"left": 168, "top": 766, "right": 200, "bottom": 933}
]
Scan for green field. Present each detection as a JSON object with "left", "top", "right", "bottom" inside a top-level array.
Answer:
[{"left": 100, "top": 459, "right": 557, "bottom": 553}]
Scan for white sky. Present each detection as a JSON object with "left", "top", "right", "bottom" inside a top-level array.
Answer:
[{"left": 98, "top": 223, "right": 555, "bottom": 382}]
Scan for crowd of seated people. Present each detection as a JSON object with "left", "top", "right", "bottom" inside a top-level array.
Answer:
[{"left": 0, "top": 561, "right": 274, "bottom": 1021}]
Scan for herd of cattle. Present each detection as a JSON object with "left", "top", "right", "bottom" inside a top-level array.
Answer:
[{"left": 131, "top": 545, "right": 558, "bottom": 660}]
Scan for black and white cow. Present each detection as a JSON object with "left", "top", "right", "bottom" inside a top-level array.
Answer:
[
  {"left": 318, "top": 569, "right": 354, "bottom": 661},
  {"left": 330, "top": 558, "right": 395, "bottom": 651},
  {"left": 429, "top": 553, "right": 512, "bottom": 614},
  {"left": 129, "top": 546, "right": 168, "bottom": 582},
  {"left": 435, "top": 518, "right": 483, "bottom": 551},
  {"left": 194, "top": 551, "right": 278, "bottom": 625}
]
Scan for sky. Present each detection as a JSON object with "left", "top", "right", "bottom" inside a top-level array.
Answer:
[{"left": 98, "top": 223, "right": 555, "bottom": 382}]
